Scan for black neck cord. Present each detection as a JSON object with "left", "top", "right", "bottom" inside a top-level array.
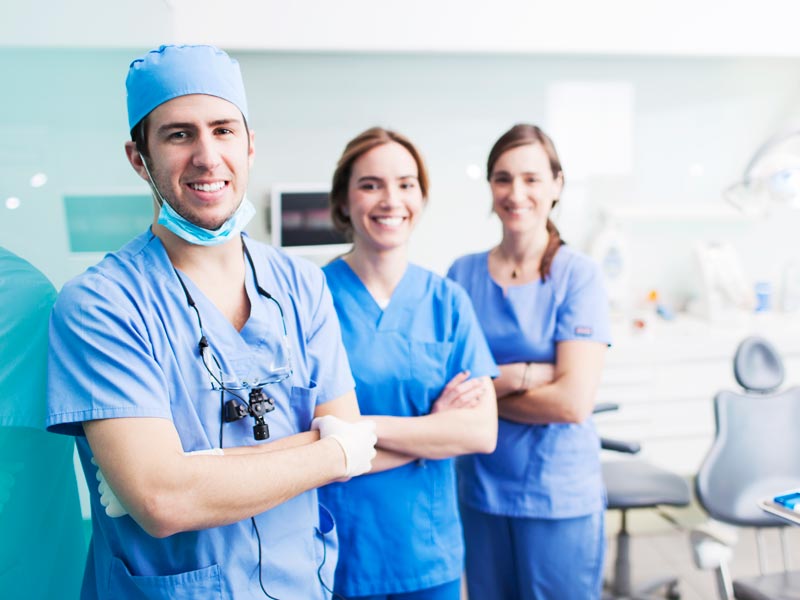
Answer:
[
  {"left": 316, "top": 526, "right": 349, "bottom": 600},
  {"left": 252, "top": 517, "right": 281, "bottom": 600},
  {"left": 241, "top": 241, "right": 288, "bottom": 335},
  {"left": 172, "top": 236, "right": 338, "bottom": 600}
]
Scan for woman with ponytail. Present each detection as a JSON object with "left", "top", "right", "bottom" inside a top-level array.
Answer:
[{"left": 447, "top": 124, "right": 611, "bottom": 599}]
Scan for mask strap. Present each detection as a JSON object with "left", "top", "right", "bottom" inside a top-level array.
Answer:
[{"left": 138, "top": 152, "right": 169, "bottom": 209}]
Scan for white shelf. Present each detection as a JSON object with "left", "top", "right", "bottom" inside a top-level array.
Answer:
[{"left": 600, "top": 202, "right": 747, "bottom": 222}]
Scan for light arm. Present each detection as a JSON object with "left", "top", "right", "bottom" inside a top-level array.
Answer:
[
  {"left": 222, "top": 430, "right": 320, "bottom": 454},
  {"left": 313, "top": 389, "right": 361, "bottom": 421},
  {"left": 369, "top": 449, "right": 417, "bottom": 473},
  {"left": 498, "top": 341, "right": 606, "bottom": 425},
  {"left": 367, "top": 376, "right": 497, "bottom": 460},
  {"left": 85, "top": 389, "right": 366, "bottom": 537},
  {"left": 84, "top": 416, "right": 348, "bottom": 538},
  {"left": 493, "top": 362, "right": 556, "bottom": 399}
]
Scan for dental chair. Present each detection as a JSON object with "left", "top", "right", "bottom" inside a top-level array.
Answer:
[
  {"left": 692, "top": 336, "right": 800, "bottom": 600},
  {"left": 596, "top": 403, "right": 692, "bottom": 600}
]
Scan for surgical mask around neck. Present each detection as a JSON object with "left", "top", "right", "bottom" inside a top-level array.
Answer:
[
  {"left": 157, "top": 195, "right": 256, "bottom": 246},
  {"left": 138, "top": 151, "right": 255, "bottom": 246}
]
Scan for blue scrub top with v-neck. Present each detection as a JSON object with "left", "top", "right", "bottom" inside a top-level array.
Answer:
[
  {"left": 447, "top": 246, "right": 611, "bottom": 519},
  {"left": 319, "top": 259, "right": 498, "bottom": 597},
  {"left": 46, "top": 231, "right": 353, "bottom": 600}
]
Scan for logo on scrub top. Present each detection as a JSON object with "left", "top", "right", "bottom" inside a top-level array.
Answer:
[{"left": 574, "top": 326, "right": 593, "bottom": 337}]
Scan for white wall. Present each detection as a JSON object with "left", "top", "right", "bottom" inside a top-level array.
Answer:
[
  {"left": 2, "top": 48, "right": 800, "bottom": 312},
  {"left": 5, "top": 0, "right": 800, "bottom": 57},
  {"left": 174, "top": 0, "right": 800, "bottom": 57},
  {"left": 241, "top": 51, "right": 800, "bottom": 310},
  {"left": 0, "top": 1, "right": 173, "bottom": 48}
]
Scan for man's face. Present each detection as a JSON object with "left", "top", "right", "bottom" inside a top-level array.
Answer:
[{"left": 129, "top": 93, "right": 255, "bottom": 231}]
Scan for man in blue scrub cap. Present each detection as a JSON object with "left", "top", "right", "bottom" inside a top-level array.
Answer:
[{"left": 46, "top": 44, "right": 378, "bottom": 600}]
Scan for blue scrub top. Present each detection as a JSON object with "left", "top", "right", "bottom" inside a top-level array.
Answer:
[
  {"left": 319, "top": 259, "right": 498, "bottom": 597},
  {"left": 0, "top": 248, "right": 86, "bottom": 599},
  {"left": 46, "top": 232, "right": 354, "bottom": 600},
  {"left": 0, "top": 248, "right": 56, "bottom": 428},
  {"left": 447, "top": 247, "right": 611, "bottom": 519}
]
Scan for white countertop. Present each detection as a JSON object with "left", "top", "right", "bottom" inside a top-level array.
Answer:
[{"left": 608, "top": 311, "right": 800, "bottom": 366}]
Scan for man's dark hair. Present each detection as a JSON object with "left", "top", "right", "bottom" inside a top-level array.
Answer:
[{"left": 130, "top": 118, "right": 150, "bottom": 158}]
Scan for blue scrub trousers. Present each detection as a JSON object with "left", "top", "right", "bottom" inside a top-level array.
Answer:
[
  {"left": 349, "top": 579, "right": 461, "bottom": 600},
  {"left": 461, "top": 503, "right": 605, "bottom": 600}
]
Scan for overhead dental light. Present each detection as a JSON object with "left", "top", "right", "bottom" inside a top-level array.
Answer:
[
  {"left": 724, "top": 128, "right": 800, "bottom": 216},
  {"left": 29, "top": 172, "right": 48, "bottom": 188}
]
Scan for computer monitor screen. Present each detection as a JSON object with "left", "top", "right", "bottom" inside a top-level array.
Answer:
[{"left": 270, "top": 184, "right": 349, "bottom": 255}]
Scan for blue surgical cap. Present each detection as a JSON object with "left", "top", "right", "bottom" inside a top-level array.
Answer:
[{"left": 126, "top": 44, "right": 249, "bottom": 131}]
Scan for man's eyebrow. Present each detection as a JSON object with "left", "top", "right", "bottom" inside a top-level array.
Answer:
[
  {"left": 209, "top": 118, "right": 242, "bottom": 127},
  {"left": 156, "top": 118, "right": 242, "bottom": 134},
  {"left": 156, "top": 122, "right": 196, "bottom": 134}
]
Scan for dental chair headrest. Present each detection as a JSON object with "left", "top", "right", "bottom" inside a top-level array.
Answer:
[{"left": 733, "top": 336, "right": 785, "bottom": 393}]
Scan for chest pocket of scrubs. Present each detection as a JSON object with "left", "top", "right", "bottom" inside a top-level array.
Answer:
[
  {"left": 409, "top": 341, "right": 453, "bottom": 415},
  {"left": 289, "top": 385, "right": 318, "bottom": 432},
  {"left": 108, "top": 557, "right": 222, "bottom": 600}
]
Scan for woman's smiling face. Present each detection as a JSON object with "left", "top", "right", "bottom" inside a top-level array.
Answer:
[
  {"left": 346, "top": 141, "right": 425, "bottom": 253},
  {"left": 489, "top": 142, "right": 562, "bottom": 236}
]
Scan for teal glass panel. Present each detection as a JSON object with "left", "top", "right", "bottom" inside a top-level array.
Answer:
[{"left": 64, "top": 194, "right": 152, "bottom": 252}]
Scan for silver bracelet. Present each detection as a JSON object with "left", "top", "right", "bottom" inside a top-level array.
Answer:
[{"left": 519, "top": 362, "right": 532, "bottom": 393}]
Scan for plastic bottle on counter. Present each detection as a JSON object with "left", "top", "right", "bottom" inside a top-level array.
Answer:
[
  {"left": 589, "top": 224, "right": 631, "bottom": 316},
  {"left": 754, "top": 281, "right": 772, "bottom": 312}
]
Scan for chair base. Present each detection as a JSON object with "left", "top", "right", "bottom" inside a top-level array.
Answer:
[
  {"left": 603, "top": 577, "right": 680, "bottom": 600},
  {"left": 604, "top": 512, "right": 683, "bottom": 600}
]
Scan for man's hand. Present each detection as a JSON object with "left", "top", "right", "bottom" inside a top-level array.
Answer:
[
  {"left": 311, "top": 415, "right": 378, "bottom": 477},
  {"left": 91, "top": 457, "right": 127, "bottom": 518}
]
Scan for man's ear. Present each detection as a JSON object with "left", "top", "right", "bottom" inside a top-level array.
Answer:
[{"left": 124, "top": 141, "right": 150, "bottom": 182}]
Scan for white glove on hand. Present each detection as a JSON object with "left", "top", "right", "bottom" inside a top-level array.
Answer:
[
  {"left": 311, "top": 415, "right": 377, "bottom": 478},
  {"left": 91, "top": 448, "right": 223, "bottom": 518},
  {"left": 90, "top": 457, "right": 127, "bottom": 518}
]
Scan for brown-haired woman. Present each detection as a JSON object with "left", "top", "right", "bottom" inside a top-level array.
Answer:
[
  {"left": 318, "top": 127, "right": 498, "bottom": 600},
  {"left": 447, "top": 124, "right": 611, "bottom": 599}
]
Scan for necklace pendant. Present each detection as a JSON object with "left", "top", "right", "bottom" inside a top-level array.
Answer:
[{"left": 511, "top": 269, "right": 518, "bottom": 279}]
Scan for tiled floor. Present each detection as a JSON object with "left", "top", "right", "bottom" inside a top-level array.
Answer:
[{"left": 603, "top": 503, "right": 800, "bottom": 599}]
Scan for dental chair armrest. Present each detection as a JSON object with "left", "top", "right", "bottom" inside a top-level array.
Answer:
[
  {"left": 594, "top": 403, "right": 640, "bottom": 453},
  {"left": 601, "top": 438, "right": 641, "bottom": 454},
  {"left": 593, "top": 402, "right": 619, "bottom": 414},
  {"left": 689, "top": 521, "right": 738, "bottom": 570}
]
